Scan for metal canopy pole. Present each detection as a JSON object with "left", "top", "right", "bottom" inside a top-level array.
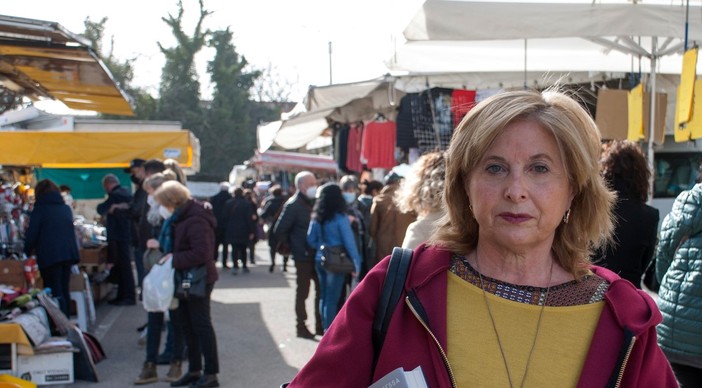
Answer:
[{"left": 647, "top": 37, "right": 658, "bottom": 203}]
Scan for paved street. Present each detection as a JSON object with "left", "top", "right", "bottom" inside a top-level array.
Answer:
[{"left": 65, "top": 241, "right": 319, "bottom": 387}]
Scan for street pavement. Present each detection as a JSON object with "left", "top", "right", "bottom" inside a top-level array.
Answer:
[{"left": 64, "top": 240, "right": 319, "bottom": 387}]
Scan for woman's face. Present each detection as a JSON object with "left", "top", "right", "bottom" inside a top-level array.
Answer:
[{"left": 466, "top": 120, "right": 574, "bottom": 253}]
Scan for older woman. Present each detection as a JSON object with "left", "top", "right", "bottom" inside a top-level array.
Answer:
[
  {"left": 153, "top": 181, "right": 220, "bottom": 388},
  {"left": 287, "top": 90, "right": 676, "bottom": 387}
]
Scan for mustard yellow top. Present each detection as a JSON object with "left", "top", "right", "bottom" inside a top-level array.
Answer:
[{"left": 447, "top": 272, "right": 605, "bottom": 387}]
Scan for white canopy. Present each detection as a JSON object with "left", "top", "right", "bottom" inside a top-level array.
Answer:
[
  {"left": 271, "top": 78, "right": 405, "bottom": 150},
  {"left": 404, "top": 1, "right": 702, "bottom": 42},
  {"left": 391, "top": 1, "right": 702, "bottom": 76}
]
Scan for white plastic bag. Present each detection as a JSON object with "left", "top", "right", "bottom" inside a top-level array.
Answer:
[{"left": 142, "top": 258, "right": 174, "bottom": 312}]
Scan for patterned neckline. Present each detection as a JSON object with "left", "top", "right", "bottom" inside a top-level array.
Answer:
[{"left": 450, "top": 254, "right": 609, "bottom": 307}]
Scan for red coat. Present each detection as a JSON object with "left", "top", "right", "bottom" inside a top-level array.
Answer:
[
  {"left": 288, "top": 244, "right": 677, "bottom": 388},
  {"left": 172, "top": 199, "right": 218, "bottom": 285}
]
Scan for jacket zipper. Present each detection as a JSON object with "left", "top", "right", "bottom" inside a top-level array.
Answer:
[
  {"left": 613, "top": 337, "right": 636, "bottom": 388},
  {"left": 405, "top": 296, "right": 458, "bottom": 388}
]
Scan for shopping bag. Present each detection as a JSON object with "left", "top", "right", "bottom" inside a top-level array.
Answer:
[{"left": 142, "top": 259, "right": 174, "bottom": 312}]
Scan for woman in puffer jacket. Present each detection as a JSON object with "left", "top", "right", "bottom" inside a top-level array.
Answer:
[{"left": 656, "top": 176, "right": 702, "bottom": 386}]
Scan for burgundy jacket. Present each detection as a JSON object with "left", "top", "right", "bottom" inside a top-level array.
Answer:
[
  {"left": 288, "top": 244, "right": 677, "bottom": 388},
  {"left": 172, "top": 199, "right": 218, "bottom": 284}
]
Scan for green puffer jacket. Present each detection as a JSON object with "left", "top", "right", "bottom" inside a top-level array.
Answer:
[{"left": 656, "top": 184, "right": 702, "bottom": 368}]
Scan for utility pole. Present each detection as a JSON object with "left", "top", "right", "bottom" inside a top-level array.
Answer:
[{"left": 328, "top": 41, "right": 333, "bottom": 85}]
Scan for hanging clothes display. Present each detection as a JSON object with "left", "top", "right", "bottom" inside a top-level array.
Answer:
[
  {"left": 396, "top": 93, "right": 419, "bottom": 148},
  {"left": 333, "top": 123, "right": 350, "bottom": 172},
  {"left": 413, "top": 88, "right": 454, "bottom": 154},
  {"left": 345, "top": 122, "right": 364, "bottom": 173},
  {"left": 361, "top": 119, "right": 397, "bottom": 169},
  {"left": 452, "top": 89, "right": 477, "bottom": 125}
]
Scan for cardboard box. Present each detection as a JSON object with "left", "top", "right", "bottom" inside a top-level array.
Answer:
[
  {"left": 17, "top": 351, "right": 74, "bottom": 385},
  {"left": 79, "top": 246, "right": 107, "bottom": 265},
  {"left": 0, "top": 260, "right": 25, "bottom": 289}
]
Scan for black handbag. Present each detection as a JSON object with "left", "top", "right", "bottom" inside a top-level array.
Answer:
[
  {"left": 321, "top": 245, "right": 354, "bottom": 273},
  {"left": 174, "top": 265, "right": 208, "bottom": 299},
  {"left": 319, "top": 223, "right": 354, "bottom": 273}
]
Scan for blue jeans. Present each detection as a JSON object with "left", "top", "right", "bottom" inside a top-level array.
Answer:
[{"left": 315, "top": 261, "right": 347, "bottom": 331}]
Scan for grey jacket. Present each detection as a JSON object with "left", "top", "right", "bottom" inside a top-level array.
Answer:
[{"left": 656, "top": 183, "right": 702, "bottom": 368}]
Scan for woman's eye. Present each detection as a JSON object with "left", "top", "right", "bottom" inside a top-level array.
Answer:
[
  {"left": 486, "top": 164, "right": 504, "bottom": 174},
  {"left": 532, "top": 164, "right": 549, "bottom": 173}
]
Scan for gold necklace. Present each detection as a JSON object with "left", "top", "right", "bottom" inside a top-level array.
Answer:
[{"left": 475, "top": 258, "right": 553, "bottom": 388}]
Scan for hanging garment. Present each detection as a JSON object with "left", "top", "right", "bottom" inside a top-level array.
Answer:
[
  {"left": 334, "top": 123, "right": 350, "bottom": 172},
  {"left": 346, "top": 123, "right": 364, "bottom": 173},
  {"left": 362, "top": 120, "right": 397, "bottom": 169},
  {"left": 452, "top": 89, "right": 477, "bottom": 125},
  {"left": 413, "top": 88, "right": 454, "bottom": 154},
  {"left": 395, "top": 94, "right": 419, "bottom": 148}
]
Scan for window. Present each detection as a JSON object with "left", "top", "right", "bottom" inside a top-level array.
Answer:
[{"left": 653, "top": 153, "right": 702, "bottom": 198}]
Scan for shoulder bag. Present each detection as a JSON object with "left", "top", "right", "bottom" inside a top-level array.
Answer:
[
  {"left": 372, "top": 247, "right": 413, "bottom": 372},
  {"left": 320, "top": 220, "right": 355, "bottom": 273},
  {"left": 174, "top": 265, "right": 208, "bottom": 299}
]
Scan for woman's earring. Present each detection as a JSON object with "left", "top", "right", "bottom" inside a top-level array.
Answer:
[{"left": 563, "top": 208, "right": 571, "bottom": 224}]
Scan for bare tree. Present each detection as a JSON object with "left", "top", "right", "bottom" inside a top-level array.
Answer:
[{"left": 250, "top": 62, "right": 295, "bottom": 103}]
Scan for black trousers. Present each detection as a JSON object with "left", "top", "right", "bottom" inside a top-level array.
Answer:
[
  {"left": 214, "top": 228, "right": 228, "bottom": 266},
  {"left": 231, "top": 244, "right": 248, "bottom": 269},
  {"left": 294, "top": 260, "right": 321, "bottom": 331},
  {"left": 172, "top": 283, "right": 219, "bottom": 375},
  {"left": 109, "top": 239, "right": 136, "bottom": 302},
  {"left": 40, "top": 262, "right": 72, "bottom": 317}
]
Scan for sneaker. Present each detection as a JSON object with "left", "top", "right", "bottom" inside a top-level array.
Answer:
[
  {"left": 268, "top": 264, "right": 274, "bottom": 273},
  {"left": 231, "top": 267, "right": 238, "bottom": 275},
  {"left": 242, "top": 267, "right": 250, "bottom": 274}
]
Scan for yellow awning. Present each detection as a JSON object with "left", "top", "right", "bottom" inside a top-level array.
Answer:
[
  {"left": 0, "top": 131, "right": 200, "bottom": 171},
  {"left": 0, "top": 15, "right": 135, "bottom": 116}
]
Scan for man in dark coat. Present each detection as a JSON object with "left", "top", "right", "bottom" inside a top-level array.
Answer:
[
  {"left": 125, "top": 158, "right": 148, "bottom": 294},
  {"left": 209, "top": 182, "right": 231, "bottom": 267},
  {"left": 273, "top": 171, "right": 322, "bottom": 338},
  {"left": 224, "top": 187, "right": 255, "bottom": 274},
  {"left": 97, "top": 173, "right": 136, "bottom": 305},
  {"left": 260, "top": 185, "right": 289, "bottom": 272}
]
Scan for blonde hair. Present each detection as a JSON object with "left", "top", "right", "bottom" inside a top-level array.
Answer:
[
  {"left": 143, "top": 173, "right": 173, "bottom": 194},
  {"left": 431, "top": 89, "right": 615, "bottom": 278},
  {"left": 164, "top": 159, "right": 187, "bottom": 184},
  {"left": 153, "top": 180, "right": 191, "bottom": 209},
  {"left": 395, "top": 151, "right": 446, "bottom": 215}
]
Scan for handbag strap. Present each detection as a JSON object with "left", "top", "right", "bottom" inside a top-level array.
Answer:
[{"left": 371, "top": 247, "right": 413, "bottom": 372}]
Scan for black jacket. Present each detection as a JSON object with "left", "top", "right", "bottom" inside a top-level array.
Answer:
[
  {"left": 96, "top": 185, "right": 133, "bottom": 242},
  {"left": 224, "top": 196, "right": 255, "bottom": 245},
  {"left": 595, "top": 198, "right": 660, "bottom": 287},
  {"left": 24, "top": 192, "right": 80, "bottom": 270},
  {"left": 273, "top": 192, "right": 314, "bottom": 261},
  {"left": 261, "top": 194, "right": 287, "bottom": 248},
  {"left": 210, "top": 190, "right": 231, "bottom": 230}
]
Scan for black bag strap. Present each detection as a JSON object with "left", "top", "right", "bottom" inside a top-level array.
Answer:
[{"left": 371, "top": 247, "right": 413, "bottom": 371}]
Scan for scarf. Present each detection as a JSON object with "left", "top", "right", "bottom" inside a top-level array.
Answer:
[{"left": 158, "top": 209, "right": 180, "bottom": 254}]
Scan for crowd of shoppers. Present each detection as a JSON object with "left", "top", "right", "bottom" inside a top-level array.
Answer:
[{"left": 27, "top": 99, "right": 702, "bottom": 387}]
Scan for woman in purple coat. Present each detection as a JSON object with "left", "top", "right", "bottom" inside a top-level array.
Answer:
[{"left": 154, "top": 181, "right": 220, "bottom": 388}]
